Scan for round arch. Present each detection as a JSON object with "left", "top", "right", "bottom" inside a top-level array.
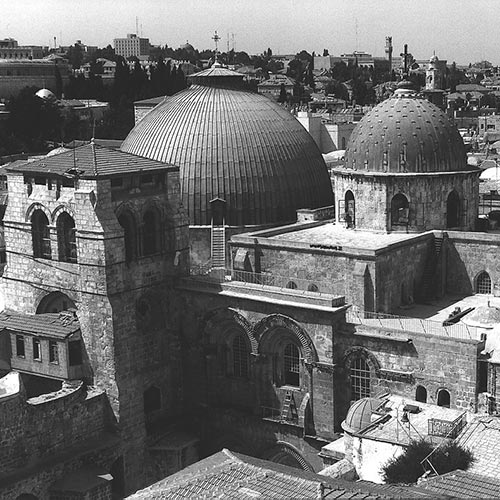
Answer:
[
  {"left": 260, "top": 441, "right": 314, "bottom": 472},
  {"left": 345, "top": 189, "right": 355, "bottom": 227},
  {"left": 391, "top": 192, "right": 409, "bottom": 227},
  {"left": 203, "top": 308, "right": 258, "bottom": 355},
  {"left": 36, "top": 291, "right": 76, "bottom": 314},
  {"left": 446, "top": 190, "right": 460, "bottom": 228},
  {"left": 437, "top": 388, "right": 451, "bottom": 408},
  {"left": 475, "top": 270, "right": 492, "bottom": 295},
  {"left": 415, "top": 385, "right": 427, "bottom": 403},
  {"left": 342, "top": 346, "right": 381, "bottom": 376},
  {"left": 255, "top": 314, "right": 318, "bottom": 364}
]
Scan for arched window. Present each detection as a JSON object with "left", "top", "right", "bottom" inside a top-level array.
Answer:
[
  {"left": 56, "top": 212, "right": 77, "bottom": 263},
  {"left": 437, "top": 389, "right": 451, "bottom": 408},
  {"left": 283, "top": 343, "right": 300, "bottom": 387},
  {"left": 232, "top": 334, "right": 249, "bottom": 378},
  {"left": 286, "top": 281, "right": 297, "bottom": 290},
  {"left": 476, "top": 271, "right": 492, "bottom": 294},
  {"left": 446, "top": 191, "right": 460, "bottom": 228},
  {"left": 307, "top": 284, "right": 319, "bottom": 292},
  {"left": 415, "top": 385, "right": 427, "bottom": 403},
  {"left": 391, "top": 193, "right": 409, "bottom": 227},
  {"left": 31, "top": 209, "right": 51, "bottom": 259},
  {"left": 345, "top": 190, "right": 355, "bottom": 227},
  {"left": 118, "top": 210, "right": 137, "bottom": 262},
  {"left": 36, "top": 291, "right": 75, "bottom": 313},
  {"left": 143, "top": 208, "right": 160, "bottom": 256},
  {"left": 351, "top": 357, "right": 371, "bottom": 401}
]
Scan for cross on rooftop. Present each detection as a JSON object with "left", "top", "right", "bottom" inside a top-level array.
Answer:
[{"left": 212, "top": 30, "right": 221, "bottom": 54}]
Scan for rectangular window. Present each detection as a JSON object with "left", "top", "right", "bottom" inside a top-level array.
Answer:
[
  {"left": 16, "top": 335, "right": 25, "bottom": 357},
  {"left": 49, "top": 341, "right": 59, "bottom": 364},
  {"left": 33, "top": 338, "right": 41, "bottom": 361}
]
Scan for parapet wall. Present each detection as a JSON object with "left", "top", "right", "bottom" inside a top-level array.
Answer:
[{"left": 0, "top": 373, "right": 111, "bottom": 476}]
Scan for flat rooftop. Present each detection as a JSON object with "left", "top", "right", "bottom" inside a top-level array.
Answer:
[{"left": 240, "top": 222, "right": 425, "bottom": 252}]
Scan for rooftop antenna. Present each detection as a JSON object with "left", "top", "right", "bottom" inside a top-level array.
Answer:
[
  {"left": 136, "top": 16, "right": 139, "bottom": 35},
  {"left": 355, "top": 18, "right": 359, "bottom": 51}
]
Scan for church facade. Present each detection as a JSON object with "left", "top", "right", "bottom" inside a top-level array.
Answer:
[{"left": 1, "top": 68, "right": 500, "bottom": 499}]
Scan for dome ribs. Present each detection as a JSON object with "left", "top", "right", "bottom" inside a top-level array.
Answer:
[{"left": 121, "top": 83, "right": 332, "bottom": 226}]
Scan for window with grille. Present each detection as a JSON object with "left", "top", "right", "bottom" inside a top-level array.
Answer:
[
  {"left": 232, "top": 335, "right": 249, "bottom": 378},
  {"left": 476, "top": 271, "right": 492, "bottom": 294},
  {"left": 351, "top": 357, "right": 371, "bottom": 400},
  {"left": 57, "top": 213, "right": 77, "bottom": 263},
  {"left": 284, "top": 343, "right": 300, "bottom": 386},
  {"left": 32, "top": 209, "right": 51, "bottom": 259}
]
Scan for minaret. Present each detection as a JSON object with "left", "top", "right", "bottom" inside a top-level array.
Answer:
[
  {"left": 385, "top": 36, "right": 393, "bottom": 76},
  {"left": 426, "top": 53, "right": 442, "bottom": 91}
]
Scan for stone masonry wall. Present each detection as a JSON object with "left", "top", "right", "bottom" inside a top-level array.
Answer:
[
  {"left": 446, "top": 231, "right": 500, "bottom": 296},
  {"left": 335, "top": 322, "right": 482, "bottom": 428},
  {"left": 0, "top": 381, "right": 110, "bottom": 476}
]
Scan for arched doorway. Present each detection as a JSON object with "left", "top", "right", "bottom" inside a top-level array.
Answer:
[
  {"left": 437, "top": 389, "right": 451, "bottom": 408},
  {"left": 415, "top": 385, "right": 427, "bottom": 403},
  {"left": 345, "top": 190, "right": 355, "bottom": 227},
  {"left": 446, "top": 191, "right": 460, "bottom": 228},
  {"left": 391, "top": 193, "right": 409, "bottom": 228}
]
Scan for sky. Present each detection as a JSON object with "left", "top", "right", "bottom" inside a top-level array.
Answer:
[{"left": 1, "top": 0, "right": 499, "bottom": 65}]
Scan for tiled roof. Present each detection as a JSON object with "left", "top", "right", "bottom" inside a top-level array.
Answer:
[
  {"left": 6, "top": 143, "right": 177, "bottom": 178},
  {"left": 128, "top": 449, "right": 436, "bottom": 499},
  {"left": 418, "top": 469, "right": 500, "bottom": 498},
  {"left": 456, "top": 416, "right": 500, "bottom": 478},
  {"left": 0, "top": 310, "right": 80, "bottom": 339}
]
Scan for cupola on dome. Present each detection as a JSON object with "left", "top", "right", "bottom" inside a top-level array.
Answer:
[
  {"left": 121, "top": 65, "right": 333, "bottom": 226},
  {"left": 344, "top": 88, "right": 466, "bottom": 174}
]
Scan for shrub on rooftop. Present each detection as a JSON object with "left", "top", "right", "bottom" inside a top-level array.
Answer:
[{"left": 382, "top": 439, "right": 474, "bottom": 484}]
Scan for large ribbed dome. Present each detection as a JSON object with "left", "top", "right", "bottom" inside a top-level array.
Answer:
[
  {"left": 121, "top": 66, "right": 333, "bottom": 226},
  {"left": 344, "top": 88, "right": 466, "bottom": 173}
]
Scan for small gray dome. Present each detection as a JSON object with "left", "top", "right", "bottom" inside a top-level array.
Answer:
[{"left": 344, "top": 90, "right": 467, "bottom": 173}]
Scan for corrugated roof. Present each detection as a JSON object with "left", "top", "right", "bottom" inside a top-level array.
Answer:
[
  {"left": 0, "top": 310, "right": 80, "bottom": 339},
  {"left": 6, "top": 143, "right": 178, "bottom": 178}
]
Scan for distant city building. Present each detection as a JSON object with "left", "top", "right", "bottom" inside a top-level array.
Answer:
[
  {"left": 257, "top": 73, "right": 295, "bottom": 99},
  {"left": 314, "top": 52, "right": 389, "bottom": 72},
  {"left": 0, "top": 37, "right": 45, "bottom": 59},
  {"left": 114, "top": 33, "right": 150, "bottom": 59},
  {"left": 0, "top": 58, "right": 69, "bottom": 98}
]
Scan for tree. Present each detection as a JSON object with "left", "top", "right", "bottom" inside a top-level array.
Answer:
[
  {"left": 278, "top": 83, "right": 287, "bottom": 103},
  {"left": 382, "top": 439, "right": 474, "bottom": 484}
]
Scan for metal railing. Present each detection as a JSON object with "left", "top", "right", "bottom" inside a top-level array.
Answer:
[
  {"left": 189, "top": 265, "right": 345, "bottom": 297},
  {"left": 428, "top": 413, "right": 467, "bottom": 439},
  {"left": 347, "top": 306, "right": 481, "bottom": 340}
]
